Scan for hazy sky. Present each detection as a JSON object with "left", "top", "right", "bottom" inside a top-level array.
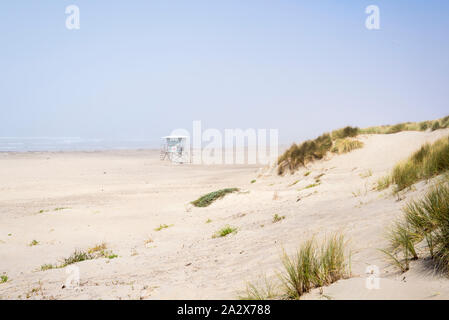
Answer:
[{"left": 1, "top": 0, "right": 448, "bottom": 145}]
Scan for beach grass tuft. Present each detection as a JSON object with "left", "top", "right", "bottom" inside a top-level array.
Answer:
[
  {"left": 280, "top": 234, "right": 350, "bottom": 299},
  {"left": 212, "top": 225, "right": 237, "bottom": 238},
  {"left": 386, "top": 135, "right": 449, "bottom": 192},
  {"left": 241, "top": 234, "right": 350, "bottom": 300},
  {"left": 239, "top": 276, "right": 280, "bottom": 300},
  {"left": 0, "top": 275, "right": 8, "bottom": 284},
  {"left": 382, "top": 176, "right": 449, "bottom": 273},
  {"left": 331, "top": 138, "right": 364, "bottom": 154}
]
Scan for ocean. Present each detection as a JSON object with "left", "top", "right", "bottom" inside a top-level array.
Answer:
[{"left": 0, "top": 137, "right": 160, "bottom": 152}]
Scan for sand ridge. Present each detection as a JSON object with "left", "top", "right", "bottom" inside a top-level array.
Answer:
[{"left": 1, "top": 129, "right": 449, "bottom": 299}]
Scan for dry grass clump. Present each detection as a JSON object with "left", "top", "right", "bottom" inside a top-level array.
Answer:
[
  {"left": 272, "top": 214, "right": 285, "bottom": 223},
  {"left": 241, "top": 234, "right": 350, "bottom": 300},
  {"left": 332, "top": 138, "right": 364, "bottom": 154},
  {"left": 87, "top": 243, "right": 107, "bottom": 254},
  {"left": 389, "top": 135, "right": 449, "bottom": 191},
  {"left": 381, "top": 177, "right": 449, "bottom": 273},
  {"left": 191, "top": 188, "right": 239, "bottom": 207}
]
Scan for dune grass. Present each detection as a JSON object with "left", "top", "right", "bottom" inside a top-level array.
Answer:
[
  {"left": 280, "top": 235, "right": 350, "bottom": 299},
  {"left": 0, "top": 275, "right": 8, "bottom": 284},
  {"left": 331, "top": 138, "right": 364, "bottom": 154},
  {"left": 277, "top": 128, "right": 362, "bottom": 174},
  {"left": 29, "top": 240, "right": 39, "bottom": 247},
  {"left": 241, "top": 234, "right": 350, "bottom": 300},
  {"left": 331, "top": 126, "right": 359, "bottom": 140},
  {"left": 277, "top": 133, "right": 333, "bottom": 175},
  {"left": 382, "top": 176, "right": 449, "bottom": 273},
  {"left": 360, "top": 116, "right": 449, "bottom": 135},
  {"left": 278, "top": 116, "right": 448, "bottom": 175},
  {"left": 240, "top": 276, "right": 280, "bottom": 300},
  {"left": 383, "top": 135, "right": 449, "bottom": 192},
  {"left": 212, "top": 225, "right": 237, "bottom": 238},
  {"left": 191, "top": 188, "right": 239, "bottom": 207},
  {"left": 376, "top": 175, "right": 391, "bottom": 191}
]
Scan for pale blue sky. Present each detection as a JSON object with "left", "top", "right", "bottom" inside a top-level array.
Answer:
[{"left": 0, "top": 1, "right": 448, "bottom": 146}]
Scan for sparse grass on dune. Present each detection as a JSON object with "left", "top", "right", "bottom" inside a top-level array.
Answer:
[
  {"left": 375, "top": 175, "right": 391, "bottom": 191},
  {"left": 240, "top": 276, "right": 280, "bottom": 300},
  {"left": 191, "top": 188, "right": 239, "bottom": 207},
  {"left": 40, "top": 244, "right": 118, "bottom": 271},
  {"left": 382, "top": 176, "right": 449, "bottom": 273},
  {"left": 61, "top": 250, "right": 94, "bottom": 267},
  {"left": 0, "top": 274, "right": 8, "bottom": 284},
  {"left": 278, "top": 115, "right": 448, "bottom": 175},
  {"left": 360, "top": 116, "right": 449, "bottom": 135},
  {"left": 277, "top": 128, "right": 362, "bottom": 174},
  {"left": 331, "top": 138, "right": 364, "bottom": 154},
  {"left": 331, "top": 126, "right": 359, "bottom": 140},
  {"left": 241, "top": 234, "right": 350, "bottom": 300},
  {"left": 87, "top": 243, "right": 107, "bottom": 254},
  {"left": 280, "top": 235, "right": 349, "bottom": 299},
  {"left": 304, "top": 183, "right": 320, "bottom": 189},
  {"left": 381, "top": 135, "right": 449, "bottom": 192},
  {"left": 212, "top": 225, "right": 237, "bottom": 238},
  {"left": 277, "top": 133, "right": 333, "bottom": 175}
]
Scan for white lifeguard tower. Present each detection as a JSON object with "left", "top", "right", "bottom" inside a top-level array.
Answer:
[{"left": 160, "top": 136, "right": 189, "bottom": 163}]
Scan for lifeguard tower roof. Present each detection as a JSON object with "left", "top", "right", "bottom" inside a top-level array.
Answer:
[{"left": 161, "top": 136, "right": 188, "bottom": 139}]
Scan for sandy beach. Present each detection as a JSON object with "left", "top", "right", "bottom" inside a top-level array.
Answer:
[{"left": 1, "top": 129, "right": 449, "bottom": 300}]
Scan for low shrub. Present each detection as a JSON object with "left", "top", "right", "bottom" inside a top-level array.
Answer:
[{"left": 191, "top": 188, "right": 239, "bottom": 207}]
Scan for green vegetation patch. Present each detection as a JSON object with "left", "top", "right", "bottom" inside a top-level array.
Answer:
[
  {"left": 212, "top": 225, "right": 238, "bottom": 238},
  {"left": 191, "top": 188, "right": 239, "bottom": 207},
  {"left": 40, "top": 243, "right": 118, "bottom": 271}
]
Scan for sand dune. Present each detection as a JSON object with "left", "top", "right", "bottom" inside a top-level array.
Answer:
[{"left": 1, "top": 129, "right": 449, "bottom": 299}]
